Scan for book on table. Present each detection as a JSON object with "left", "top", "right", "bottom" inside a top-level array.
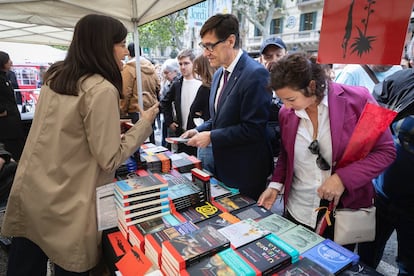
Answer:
[
  {"left": 115, "top": 245, "right": 157, "bottom": 276},
  {"left": 278, "top": 224, "right": 325, "bottom": 254},
  {"left": 191, "top": 168, "right": 211, "bottom": 200},
  {"left": 230, "top": 204, "right": 273, "bottom": 221},
  {"left": 114, "top": 189, "right": 169, "bottom": 207},
  {"left": 275, "top": 257, "right": 334, "bottom": 276},
  {"left": 210, "top": 178, "right": 233, "bottom": 200},
  {"left": 217, "top": 218, "right": 270, "bottom": 249},
  {"left": 117, "top": 207, "right": 171, "bottom": 227},
  {"left": 195, "top": 211, "right": 240, "bottom": 230},
  {"left": 256, "top": 213, "right": 297, "bottom": 236},
  {"left": 235, "top": 233, "right": 292, "bottom": 275},
  {"left": 180, "top": 247, "right": 256, "bottom": 276},
  {"left": 174, "top": 200, "right": 223, "bottom": 223},
  {"left": 161, "top": 225, "right": 230, "bottom": 271},
  {"left": 301, "top": 239, "right": 359, "bottom": 275},
  {"left": 264, "top": 233, "right": 300, "bottom": 264},
  {"left": 212, "top": 193, "right": 256, "bottom": 212}
]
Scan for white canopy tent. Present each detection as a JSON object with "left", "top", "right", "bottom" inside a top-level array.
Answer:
[{"left": 0, "top": 0, "right": 204, "bottom": 107}]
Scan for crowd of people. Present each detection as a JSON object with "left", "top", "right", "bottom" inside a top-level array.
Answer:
[{"left": 0, "top": 11, "right": 413, "bottom": 276}]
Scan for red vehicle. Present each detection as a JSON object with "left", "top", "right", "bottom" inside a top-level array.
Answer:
[{"left": 13, "top": 63, "right": 49, "bottom": 106}]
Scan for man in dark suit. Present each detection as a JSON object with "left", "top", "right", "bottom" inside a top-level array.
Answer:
[{"left": 184, "top": 13, "right": 273, "bottom": 200}]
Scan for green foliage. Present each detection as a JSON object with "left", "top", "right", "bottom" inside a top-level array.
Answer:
[{"left": 138, "top": 12, "right": 186, "bottom": 55}]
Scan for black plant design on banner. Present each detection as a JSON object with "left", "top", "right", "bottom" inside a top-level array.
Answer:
[
  {"left": 341, "top": 0, "right": 354, "bottom": 58},
  {"left": 350, "top": 0, "right": 377, "bottom": 57}
]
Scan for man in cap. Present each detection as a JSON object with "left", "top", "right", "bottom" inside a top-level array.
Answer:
[{"left": 259, "top": 37, "right": 287, "bottom": 70}]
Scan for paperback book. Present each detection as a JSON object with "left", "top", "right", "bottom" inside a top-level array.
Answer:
[
  {"left": 231, "top": 204, "right": 273, "bottom": 221},
  {"left": 180, "top": 247, "right": 256, "bottom": 276},
  {"left": 114, "top": 174, "right": 168, "bottom": 198},
  {"left": 236, "top": 234, "right": 292, "bottom": 275},
  {"left": 279, "top": 225, "right": 325, "bottom": 254},
  {"left": 217, "top": 218, "right": 270, "bottom": 248},
  {"left": 210, "top": 178, "right": 233, "bottom": 200},
  {"left": 257, "top": 213, "right": 297, "bottom": 236},
  {"left": 213, "top": 193, "right": 256, "bottom": 212},
  {"left": 195, "top": 212, "right": 240, "bottom": 230},
  {"left": 301, "top": 239, "right": 359, "bottom": 275},
  {"left": 161, "top": 225, "right": 230, "bottom": 271},
  {"left": 175, "top": 201, "right": 223, "bottom": 223},
  {"left": 191, "top": 168, "right": 211, "bottom": 200},
  {"left": 275, "top": 257, "right": 334, "bottom": 276}
]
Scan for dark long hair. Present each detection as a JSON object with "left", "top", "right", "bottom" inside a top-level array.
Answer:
[
  {"left": 0, "top": 51, "right": 10, "bottom": 71},
  {"left": 44, "top": 14, "right": 127, "bottom": 96},
  {"left": 269, "top": 53, "right": 327, "bottom": 103}
]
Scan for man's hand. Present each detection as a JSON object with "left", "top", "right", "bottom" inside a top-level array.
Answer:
[
  {"left": 187, "top": 131, "right": 211, "bottom": 148},
  {"left": 181, "top": 129, "right": 198, "bottom": 139},
  {"left": 137, "top": 103, "right": 159, "bottom": 124},
  {"left": 257, "top": 187, "right": 279, "bottom": 210}
]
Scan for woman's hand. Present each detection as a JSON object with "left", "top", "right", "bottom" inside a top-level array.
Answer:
[
  {"left": 257, "top": 187, "right": 279, "bottom": 210},
  {"left": 317, "top": 173, "right": 345, "bottom": 206},
  {"left": 137, "top": 103, "right": 159, "bottom": 124}
]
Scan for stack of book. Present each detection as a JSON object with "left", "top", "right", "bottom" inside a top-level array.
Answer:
[
  {"left": 168, "top": 152, "right": 201, "bottom": 173},
  {"left": 161, "top": 225, "right": 230, "bottom": 275},
  {"left": 155, "top": 152, "right": 171, "bottom": 173},
  {"left": 173, "top": 200, "right": 223, "bottom": 224},
  {"left": 145, "top": 221, "right": 199, "bottom": 268},
  {"left": 209, "top": 177, "right": 233, "bottom": 200},
  {"left": 163, "top": 169, "right": 205, "bottom": 211},
  {"left": 114, "top": 173, "right": 170, "bottom": 234},
  {"left": 128, "top": 213, "right": 181, "bottom": 252},
  {"left": 191, "top": 168, "right": 211, "bottom": 201}
]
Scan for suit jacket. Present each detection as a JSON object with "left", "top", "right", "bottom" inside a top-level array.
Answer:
[
  {"left": 272, "top": 82, "right": 396, "bottom": 209},
  {"left": 197, "top": 51, "right": 273, "bottom": 200}
]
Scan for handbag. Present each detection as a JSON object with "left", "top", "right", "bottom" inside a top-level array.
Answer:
[{"left": 333, "top": 206, "right": 376, "bottom": 245}]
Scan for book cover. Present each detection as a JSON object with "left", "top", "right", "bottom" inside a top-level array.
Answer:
[
  {"left": 231, "top": 204, "right": 273, "bottom": 221},
  {"left": 191, "top": 168, "right": 211, "bottom": 201},
  {"left": 177, "top": 201, "right": 223, "bottom": 223},
  {"left": 257, "top": 213, "right": 297, "bottom": 236},
  {"left": 265, "top": 233, "right": 300, "bottom": 264},
  {"left": 115, "top": 174, "right": 168, "bottom": 197},
  {"left": 181, "top": 247, "right": 256, "bottom": 276},
  {"left": 236, "top": 234, "right": 292, "bottom": 276},
  {"left": 218, "top": 218, "right": 270, "bottom": 248},
  {"left": 301, "top": 239, "right": 359, "bottom": 275},
  {"left": 161, "top": 225, "right": 230, "bottom": 270},
  {"left": 115, "top": 245, "right": 155, "bottom": 276},
  {"left": 136, "top": 213, "right": 181, "bottom": 235},
  {"left": 195, "top": 212, "right": 240, "bottom": 230},
  {"left": 275, "top": 257, "right": 334, "bottom": 276},
  {"left": 279, "top": 225, "right": 325, "bottom": 254},
  {"left": 213, "top": 193, "right": 256, "bottom": 212},
  {"left": 107, "top": 231, "right": 131, "bottom": 258},
  {"left": 210, "top": 178, "right": 233, "bottom": 200}
]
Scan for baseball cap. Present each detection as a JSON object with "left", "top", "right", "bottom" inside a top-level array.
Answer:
[{"left": 260, "top": 37, "right": 287, "bottom": 54}]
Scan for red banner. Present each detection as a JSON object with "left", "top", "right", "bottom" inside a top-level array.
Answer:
[{"left": 317, "top": 0, "right": 413, "bottom": 65}]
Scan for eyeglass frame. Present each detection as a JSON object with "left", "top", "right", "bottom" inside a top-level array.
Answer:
[
  {"left": 308, "top": 139, "right": 331, "bottom": 171},
  {"left": 198, "top": 37, "right": 228, "bottom": 52}
]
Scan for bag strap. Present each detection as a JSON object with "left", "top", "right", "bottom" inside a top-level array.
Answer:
[{"left": 361, "top": 65, "right": 380, "bottom": 84}]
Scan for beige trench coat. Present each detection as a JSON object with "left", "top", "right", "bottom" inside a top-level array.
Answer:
[{"left": 1, "top": 74, "right": 153, "bottom": 272}]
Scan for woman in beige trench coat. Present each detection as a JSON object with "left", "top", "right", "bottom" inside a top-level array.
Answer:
[{"left": 1, "top": 14, "right": 159, "bottom": 275}]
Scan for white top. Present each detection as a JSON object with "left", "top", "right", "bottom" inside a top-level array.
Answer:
[{"left": 180, "top": 78, "right": 201, "bottom": 130}]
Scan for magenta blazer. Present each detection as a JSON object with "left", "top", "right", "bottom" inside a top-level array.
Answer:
[{"left": 272, "top": 82, "right": 396, "bottom": 209}]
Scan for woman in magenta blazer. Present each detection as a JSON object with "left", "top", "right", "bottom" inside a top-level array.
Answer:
[{"left": 258, "top": 53, "right": 396, "bottom": 240}]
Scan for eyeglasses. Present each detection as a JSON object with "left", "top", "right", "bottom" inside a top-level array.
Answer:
[
  {"left": 308, "top": 140, "right": 331, "bottom": 171},
  {"left": 199, "top": 38, "right": 227, "bottom": 52}
]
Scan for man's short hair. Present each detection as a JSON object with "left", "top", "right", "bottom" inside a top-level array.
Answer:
[
  {"left": 127, "top": 42, "right": 142, "bottom": 58},
  {"left": 177, "top": 49, "right": 195, "bottom": 61},
  {"left": 200, "top": 13, "right": 240, "bottom": 49}
]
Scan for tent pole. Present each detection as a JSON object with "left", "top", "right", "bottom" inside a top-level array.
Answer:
[{"left": 132, "top": 0, "right": 143, "bottom": 112}]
